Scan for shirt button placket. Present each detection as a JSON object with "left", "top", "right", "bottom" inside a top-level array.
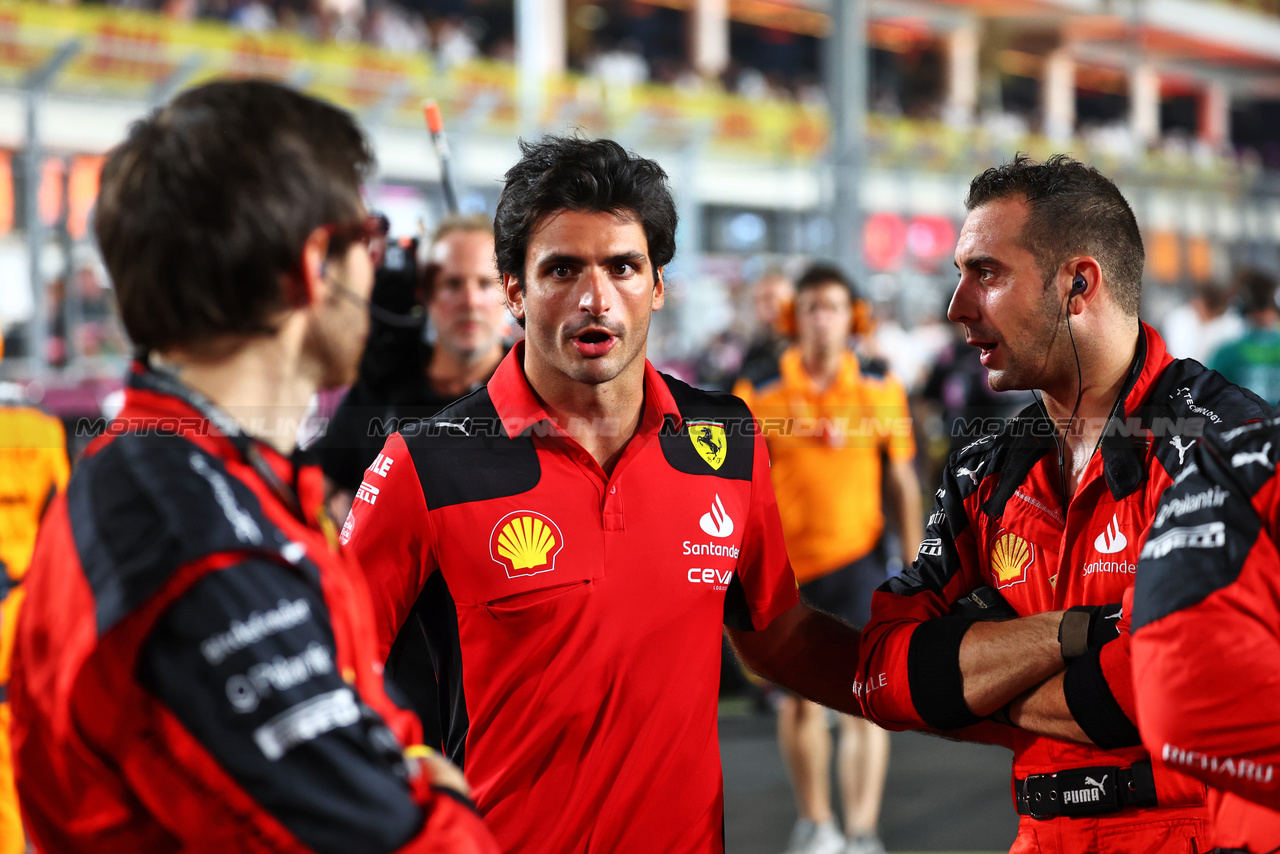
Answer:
[{"left": 603, "top": 482, "right": 624, "bottom": 531}]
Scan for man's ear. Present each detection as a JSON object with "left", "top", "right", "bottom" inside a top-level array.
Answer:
[
  {"left": 652, "top": 267, "right": 665, "bottom": 311},
  {"left": 1066, "top": 257, "right": 1103, "bottom": 316},
  {"left": 504, "top": 272, "right": 526, "bottom": 321},
  {"left": 291, "top": 226, "right": 331, "bottom": 308}
]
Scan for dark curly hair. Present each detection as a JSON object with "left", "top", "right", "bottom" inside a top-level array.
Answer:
[
  {"left": 494, "top": 135, "right": 677, "bottom": 288},
  {"left": 966, "top": 153, "right": 1144, "bottom": 316}
]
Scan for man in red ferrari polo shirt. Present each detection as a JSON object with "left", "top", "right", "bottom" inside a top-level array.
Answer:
[
  {"left": 342, "top": 136, "right": 866, "bottom": 853},
  {"left": 854, "top": 154, "right": 1271, "bottom": 852}
]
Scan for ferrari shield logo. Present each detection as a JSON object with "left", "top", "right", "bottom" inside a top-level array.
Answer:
[{"left": 689, "top": 421, "right": 727, "bottom": 470}]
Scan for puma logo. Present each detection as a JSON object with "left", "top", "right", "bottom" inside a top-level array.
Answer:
[
  {"left": 1062, "top": 774, "right": 1109, "bottom": 805},
  {"left": 1232, "top": 442, "right": 1274, "bottom": 470},
  {"left": 956, "top": 460, "right": 985, "bottom": 485},
  {"left": 434, "top": 419, "right": 471, "bottom": 434}
]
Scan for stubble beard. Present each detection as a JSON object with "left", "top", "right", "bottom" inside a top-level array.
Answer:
[
  {"left": 985, "top": 291, "right": 1066, "bottom": 394},
  {"left": 574, "top": 316, "right": 651, "bottom": 387},
  {"left": 309, "top": 301, "right": 368, "bottom": 391}
]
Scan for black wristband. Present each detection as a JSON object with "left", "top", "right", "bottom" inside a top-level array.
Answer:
[
  {"left": 1058, "top": 607, "right": 1093, "bottom": 661},
  {"left": 431, "top": 785, "right": 483, "bottom": 815}
]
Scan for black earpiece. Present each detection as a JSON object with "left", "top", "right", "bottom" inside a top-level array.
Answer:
[{"left": 1071, "top": 274, "right": 1087, "bottom": 296}]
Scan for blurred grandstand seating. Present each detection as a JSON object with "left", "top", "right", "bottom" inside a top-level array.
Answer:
[{"left": 4, "top": 0, "right": 1280, "bottom": 432}]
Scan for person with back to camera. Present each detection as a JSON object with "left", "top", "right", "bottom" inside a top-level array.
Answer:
[
  {"left": 9, "top": 80, "right": 499, "bottom": 854},
  {"left": 1209, "top": 267, "right": 1280, "bottom": 405}
]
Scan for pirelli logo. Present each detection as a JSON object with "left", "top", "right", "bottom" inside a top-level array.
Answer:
[
  {"left": 1139, "top": 522, "right": 1226, "bottom": 560},
  {"left": 490, "top": 511, "right": 565, "bottom": 579}
]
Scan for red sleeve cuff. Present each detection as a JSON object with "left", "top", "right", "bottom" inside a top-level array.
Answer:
[{"left": 725, "top": 576, "right": 799, "bottom": 631}]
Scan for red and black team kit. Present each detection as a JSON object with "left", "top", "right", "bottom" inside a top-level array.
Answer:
[
  {"left": 858, "top": 324, "right": 1274, "bottom": 853},
  {"left": 10, "top": 363, "right": 497, "bottom": 854},
  {"left": 1133, "top": 410, "right": 1280, "bottom": 852}
]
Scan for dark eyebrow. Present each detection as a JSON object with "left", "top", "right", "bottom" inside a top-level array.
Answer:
[
  {"left": 957, "top": 254, "right": 1004, "bottom": 272},
  {"left": 607, "top": 251, "right": 648, "bottom": 267},
  {"left": 534, "top": 251, "right": 649, "bottom": 269},
  {"left": 534, "top": 253, "right": 585, "bottom": 269}
]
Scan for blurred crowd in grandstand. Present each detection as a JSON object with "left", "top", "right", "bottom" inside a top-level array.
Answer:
[
  {"left": 8, "top": 1, "right": 1280, "bottom": 446},
  {"left": 51, "top": 0, "right": 829, "bottom": 102},
  {"left": 82, "top": 0, "right": 516, "bottom": 62}
]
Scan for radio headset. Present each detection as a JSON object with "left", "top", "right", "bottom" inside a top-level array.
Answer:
[
  {"left": 1032, "top": 273, "right": 1088, "bottom": 513},
  {"left": 323, "top": 256, "right": 427, "bottom": 329}
]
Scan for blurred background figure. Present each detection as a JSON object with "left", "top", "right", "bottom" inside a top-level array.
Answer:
[
  {"left": 1160, "top": 278, "right": 1245, "bottom": 363},
  {"left": 318, "top": 213, "right": 508, "bottom": 522},
  {"left": 918, "top": 318, "right": 1033, "bottom": 484},
  {"left": 736, "top": 263, "right": 921, "bottom": 854},
  {"left": 1209, "top": 267, "right": 1280, "bottom": 403},
  {"left": 0, "top": 334, "right": 69, "bottom": 854},
  {"left": 864, "top": 300, "right": 950, "bottom": 398},
  {"left": 738, "top": 267, "right": 797, "bottom": 386},
  {"left": 695, "top": 265, "right": 796, "bottom": 391}
]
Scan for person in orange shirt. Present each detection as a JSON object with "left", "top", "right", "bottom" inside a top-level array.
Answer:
[
  {"left": 0, "top": 334, "right": 70, "bottom": 854},
  {"left": 736, "top": 263, "right": 923, "bottom": 854}
]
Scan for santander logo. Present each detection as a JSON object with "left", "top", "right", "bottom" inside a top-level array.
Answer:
[
  {"left": 1094, "top": 513, "right": 1129, "bottom": 555},
  {"left": 699, "top": 494, "right": 734, "bottom": 538}
]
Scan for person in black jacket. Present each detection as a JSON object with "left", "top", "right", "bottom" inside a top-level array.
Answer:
[{"left": 318, "top": 213, "right": 508, "bottom": 521}]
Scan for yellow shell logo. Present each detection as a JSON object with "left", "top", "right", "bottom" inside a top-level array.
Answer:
[
  {"left": 489, "top": 511, "right": 565, "bottom": 579},
  {"left": 991, "top": 532, "right": 1033, "bottom": 589}
]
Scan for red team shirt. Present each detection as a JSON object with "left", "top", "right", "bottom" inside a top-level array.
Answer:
[
  {"left": 855, "top": 325, "right": 1271, "bottom": 852},
  {"left": 343, "top": 344, "right": 799, "bottom": 853}
]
